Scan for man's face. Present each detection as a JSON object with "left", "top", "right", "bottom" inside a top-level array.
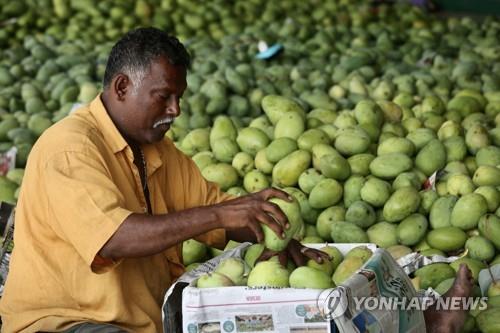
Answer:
[{"left": 119, "top": 57, "right": 187, "bottom": 144}]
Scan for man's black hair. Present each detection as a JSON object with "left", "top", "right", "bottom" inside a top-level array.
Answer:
[{"left": 103, "top": 27, "right": 191, "bottom": 88}]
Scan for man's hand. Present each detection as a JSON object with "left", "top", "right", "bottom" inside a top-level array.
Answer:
[
  {"left": 213, "top": 187, "right": 293, "bottom": 243},
  {"left": 256, "top": 239, "right": 332, "bottom": 267}
]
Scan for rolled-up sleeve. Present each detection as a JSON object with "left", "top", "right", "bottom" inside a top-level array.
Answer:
[{"left": 44, "top": 151, "right": 133, "bottom": 270}]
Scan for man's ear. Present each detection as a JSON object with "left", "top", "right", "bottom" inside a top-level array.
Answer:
[{"left": 113, "top": 73, "right": 130, "bottom": 101}]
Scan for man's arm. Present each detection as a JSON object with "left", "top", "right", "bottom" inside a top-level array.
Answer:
[{"left": 99, "top": 188, "right": 289, "bottom": 260}]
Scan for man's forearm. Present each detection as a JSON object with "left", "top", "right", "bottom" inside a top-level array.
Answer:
[
  {"left": 227, "top": 227, "right": 257, "bottom": 243},
  {"left": 99, "top": 206, "right": 221, "bottom": 260}
]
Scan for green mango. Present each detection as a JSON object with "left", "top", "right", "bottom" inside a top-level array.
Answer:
[
  {"left": 298, "top": 168, "right": 325, "bottom": 194},
  {"left": 476, "top": 308, "right": 500, "bottom": 333},
  {"left": 236, "top": 127, "right": 270, "bottom": 156},
  {"left": 180, "top": 128, "right": 210, "bottom": 155},
  {"left": 201, "top": 163, "right": 238, "bottom": 191},
  {"left": 369, "top": 153, "right": 413, "bottom": 180},
  {"left": 307, "top": 108, "right": 337, "bottom": 124},
  {"left": 415, "top": 139, "right": 447, "bottom": 176},
  {"left": 311, "top": 143, "right": 339, "bottom": 170},
  {"left": 247, "top": 261, "right": 290, "bottom": 287},
  {"left": 429, "top": 195, "right": 458, "bottom": 229},
  {"left": 465, "top": 236, "right": 495, "bottom": 262},
  {"left": 319, "top": 154, "right": 351, "bottom": 181},
  {"left": 284, "top": 187, "right": 320, "bottom": 225},
  {"left": 406, "top": 128, "right": 437, "bottom": 151},
  {"left": 450, "top": 258, "right": 486, "bottom": 282},
  {"left": 392, "top": 172, "right": 422, "bottom": 190},
  {"left": 320, "top": 245, "right": 344, "bottom": 271},
  {"left": 437, "top": 120, "right": 462, "bottom": 141},
  {"left": 367, "top": 222, "right": 398, "bottom": 248},
  {"left": 297, "top": 129, "right": 330, "bottom": 151},
  {"left": 197, "top": 272, "right": 234, "bottom": 288},
  {"left": 346, "top": 200, "right": 376, "bottom": 228},
  {"left": 414, "top": 263, "right": 456, "bottom": 289},
  {"left": 332, "top": 256, "right": 364, "bottom": 286},
  {"left": 261, "top": 95, "right": 305, "bottom": 125},
  {"left": 309, "top": 179, "right": 343, "bottom": 209},
  {"left": 182, "top": 239, "right": 208, "bottom": 266},
  {"left": 232, "top": 152, "right": 254, "bottom": 176},
  {"left": 274, "top": 112, "right": 305, "bottom": 140},
  {"left": 290, "top": 266, "right": 334, "bottom": 289},
  {"left": 265, "top": 137, "right": 298, "bottom": 163},
  {"left": 210, "top": 116, "right": 237, "bottom": 145},
  {"left": 434, "top": 277, "right": 454, "bottom": 295},
  {"left": 419, "top": 249, "right": 445, "bottom": 256},
  {"left": 465, "top": 124, "right": 490, "bottom": 155},
  {"left": 226, "top": 187, "right": 247, "bottom": 197},
  {"left": 354, "top": 100, "right": 384, "bottom": 127},
  {"left": 301, "top": 236, "right": 324, "bottom": 243},
  {"left": 254, "top": 149, "right": 274, "bottom": 174},
  {"left": 386, "top": 245, "right": 412, "bottom": 260},
  {"left": 244, "top": 244, "right": 265, "bottom": 268},
  {"left": 343, "top": 175, "right": 365, "bottom": 207},
  {"left": 335, "top": 127, "right": 371, "bottom": 156},
  {"left": 378, "top": 101, "right": 402, "bottom": 122},
  {"left": 215, "top": 258, "right": 248, "bottom": 286},
  {"left": 476, "top": 146, "right": 500, "bottom": 167},
  {"left": 397, "top": 213, "right": 428, "bottom": 246},
  {"left": 360, "top": 177, "right": 392, "bottom": 207},
  {"left": 474, "top": 186, "right": 500, "bottom": 212},
  {"left": 446, "top": 173, "right": 475, "bottom": 197},
  {"left": 478, "top": 214, "right": 500, "bottom": 249},
  {"left": 443, "top": 136, "right": 468, "bottom": 162},
  {"left": 377, "top": 137, "right": 415, "bottom": 156},
  {"left": 272, "top": 150, "right": 311, "bottom": 187},
  {"left": 348, "top": 153, "right": 375, "bottom": 176},
  {"left": 316, "top": 206, "right": 346, "bottom": 241},
  {"left": 345, "top": 246, "right": 373, "bottom": 263},
  {"left": 451, "top": 193, "right": 488, "bottom": 230},
  {"left": 418, "top": 190, "right": 439, "bottom": 215},
  {"left": 473, "top": 165, "right": 500, "bottom": 187},
  {"left": 330, "top": 222, "right": 369, "bottom": 243},
  {"left": 262, "top": 197, "right": 303, "bottom": 252},
  {"left": 211, "top": 137, "right": 239, "bottom": 163},
  {"left": 383, "top": 187, "right": 421, "bottom": 222},
  {"left": 243, "top": 170, "right": 269, "bottom": 193},
  {"left": 427, "top": 227, "right": 467, "bottom": 252},
  {"left": 192, "top": 151, "right": 217, "bottom": 172}
]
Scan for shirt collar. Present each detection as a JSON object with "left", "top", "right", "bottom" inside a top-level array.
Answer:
[
  {"left": 89, "top": 94, "right": 128, "bottom": 154},
  {"left": 88, "top": 94, "right": 163, "bottom": 176}
]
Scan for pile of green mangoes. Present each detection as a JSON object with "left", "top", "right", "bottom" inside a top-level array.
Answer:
[{"left": 195, "top": 244, "right": 373, "bottom": 290}]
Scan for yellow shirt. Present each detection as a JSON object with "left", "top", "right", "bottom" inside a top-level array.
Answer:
[{"left": 0, "top": 95, "right": 229, "bottom": 332}]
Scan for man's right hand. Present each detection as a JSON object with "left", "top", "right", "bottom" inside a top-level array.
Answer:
[{"left": 212, "top": 187, "right": 293, "bottom": 243}]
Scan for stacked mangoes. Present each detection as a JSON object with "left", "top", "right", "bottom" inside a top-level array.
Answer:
[{"left": 195, "top": 243, "right": 373, "bottom": 290}]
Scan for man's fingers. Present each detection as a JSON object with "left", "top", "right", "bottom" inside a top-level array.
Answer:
[
  {"left": 256, "top": 212, "right": 285, "bottom": 239},
  {"left": 247, "top": 221, "right": 264, "bottom": 243},
  {"left": 288, "top": 244, "right": 307, "bottom": 267},
  {"left": 262, "top": 202, "right": 289, "bottom": 228},
  {"left": 258, "top": 187, "right": 293, "bottom": 202},
  {"left": 257, "top": 249, "right": 279, "bottom": 262},
  {"left": 278, "top": 251, "right": 288, "bottom": 267},
  {"left": 302, "top": 248, "right": 328, "bottom": 264}
]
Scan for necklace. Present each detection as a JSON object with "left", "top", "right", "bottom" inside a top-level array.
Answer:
[{"left": 139, "top": 147, "right": 147, "bottom": 191}]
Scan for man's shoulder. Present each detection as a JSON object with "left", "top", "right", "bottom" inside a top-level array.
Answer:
[{"left": 32, "top": 107, "right": 103, "bottom": 158}]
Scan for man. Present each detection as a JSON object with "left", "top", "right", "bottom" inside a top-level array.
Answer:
[
  {"left": 0, "top": 27, "right": 474, "bottom": 333},
  {"left": 0, "top": 28, "right": 327, "bottom": 332}
]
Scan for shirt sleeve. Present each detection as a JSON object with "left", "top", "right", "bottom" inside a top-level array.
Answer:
[{"left": 43, "top": 151, "right": 133, "bottom": 272}]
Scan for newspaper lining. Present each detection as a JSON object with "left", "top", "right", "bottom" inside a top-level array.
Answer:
[{"left": 162, "top": 243, "right": 427, "bottom": 333}]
